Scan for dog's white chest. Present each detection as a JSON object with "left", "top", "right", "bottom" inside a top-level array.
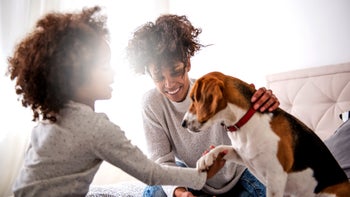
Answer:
[
  {"left": 227, "top": 114, "right": 279, "bottom": 157},
  {"left": 226, "top": 114, "right": 283, "bottom": 181},
  {"left": 226, "top": 115, "right": 319, "bottom": 196}
]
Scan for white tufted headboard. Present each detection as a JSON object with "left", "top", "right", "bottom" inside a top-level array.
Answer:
[{"left": 266, "top": 62, "right": 350, "bottom": 141}]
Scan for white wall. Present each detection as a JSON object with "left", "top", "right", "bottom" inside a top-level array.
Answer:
[{"left": 168, "top": 0, "right": 350, "bottom": 87}]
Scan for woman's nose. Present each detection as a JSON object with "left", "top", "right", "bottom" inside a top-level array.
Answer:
[{"left": 163, "top": 76, "right": 176, "bottom": 87}]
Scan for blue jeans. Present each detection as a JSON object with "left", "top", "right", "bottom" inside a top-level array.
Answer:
[
  {"left": 231, "top": 169, "right": 266, "bottom": 197},
  {"left": 143, "top": 163, "right": 266, "bottom": 197}
]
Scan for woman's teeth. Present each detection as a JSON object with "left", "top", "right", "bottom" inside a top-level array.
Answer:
[{"left": 167, "top": 87, "right": 180, "bottom": 95}]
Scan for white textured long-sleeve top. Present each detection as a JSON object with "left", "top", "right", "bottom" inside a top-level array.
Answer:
[
  {"left": 13, "top": 101, "right": 206, "bottom": 197},
  {"left": 141, "top": 79, "right": 246, "bottom": 196}
]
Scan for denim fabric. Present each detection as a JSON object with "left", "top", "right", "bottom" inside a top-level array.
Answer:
[
  {"left": 142, "top": 164, "right": 266, "bottom": 197},
  {"left": 143, "top": 185, "right": 166, "bottom": 197},
  {"left": 235, "top": 169, "right": 266, "bottom": 197}
]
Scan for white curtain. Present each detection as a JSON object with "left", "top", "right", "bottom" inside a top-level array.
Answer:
[{"left": 0, "top": 1, "right": 59, "bottom": 196}]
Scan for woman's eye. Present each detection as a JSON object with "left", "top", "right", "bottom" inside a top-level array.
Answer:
[
  {"left": 172, "top": 71, "right": 181, "bottom": 76},
  {"left": 152, "top": 75, "right": 164, "bottom": 82}
]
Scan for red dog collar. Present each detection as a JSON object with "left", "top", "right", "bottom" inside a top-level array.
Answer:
[{"left": 223, "top": 108, "right": 256, "bottom": 132}]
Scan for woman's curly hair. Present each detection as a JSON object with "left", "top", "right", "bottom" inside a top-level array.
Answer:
[
  {"left": 126, "top": 14, "right": 203, "bottom": 74},
  {"left": 7, "top": 6, "right": 109, "bottom": 122}
]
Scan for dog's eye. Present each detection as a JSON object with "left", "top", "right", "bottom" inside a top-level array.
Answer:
[
  {"left": 191, "top": 95, "right": 194, "bottom": 101},
  {"left": 207, "top": 95, "right": 213, "bottom": 103},
  {"left": 195, "top": 91, "right": 201, "bottom": 102},
  {"left": 200, "top": 120, "right": 207, "bottom": 124}
]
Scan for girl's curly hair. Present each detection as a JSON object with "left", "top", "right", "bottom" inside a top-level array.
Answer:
[
  {"left": 126, "top": 14, "right": 203, "bottom": 74},
  {"left": 7, "top": 6, "right": 109, "bottom": 122}
]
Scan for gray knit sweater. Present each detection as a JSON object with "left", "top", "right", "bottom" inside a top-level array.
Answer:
[
  {"left": 142, "top": 79, "right": 246, "bottom": 196},
  {"left": 13, "top": 101, "right": 206, "bottom": 197}
]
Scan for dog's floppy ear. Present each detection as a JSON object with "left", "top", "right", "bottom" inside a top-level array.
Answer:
[
  {"left": 210, "top": 79, "right": 225, "bottom": 114},
  {"left": 195, "top": 78, "right": 226, "bottom": 123}
]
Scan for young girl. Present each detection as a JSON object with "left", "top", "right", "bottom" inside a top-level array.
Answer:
[{"left": 7, "top": 6, "right": 225, "bottom": 197}]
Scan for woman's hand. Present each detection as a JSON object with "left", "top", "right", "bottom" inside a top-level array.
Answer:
[
  {"left": 251, "top": 85, "right": 280, "bottom": 112},
  {"left": 205, "top": 150, "right": 226, "bottom": 179},
  {"left": 174, "top": 146, "right": 226, "bottom": 197},
  {"left": 201, "top": 145, "right": 227, "bottom": 179},
  {"left": 174, "top": 187, "right": 196, "bottom": 197}
]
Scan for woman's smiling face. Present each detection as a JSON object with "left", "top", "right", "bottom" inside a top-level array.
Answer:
[{"left": 148, "top": 60, "right": 191, "bottom": 102}]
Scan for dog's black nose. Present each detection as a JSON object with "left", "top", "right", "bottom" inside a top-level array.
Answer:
[{"left": 181, "top": 120, "right": 187, "bottom": 128}]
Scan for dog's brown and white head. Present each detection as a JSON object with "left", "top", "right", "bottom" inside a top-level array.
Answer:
[{"left": 182, "top": 71, "right": 255, "bottom": 132}]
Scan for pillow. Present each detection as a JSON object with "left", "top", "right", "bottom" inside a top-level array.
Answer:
[{"left": 324, "top": 113, "right": 350, "bottom": 179}]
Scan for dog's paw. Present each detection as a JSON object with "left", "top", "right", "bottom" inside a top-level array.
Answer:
[{"left": 196, "top": 148, "right": 221, "bottom": 171}]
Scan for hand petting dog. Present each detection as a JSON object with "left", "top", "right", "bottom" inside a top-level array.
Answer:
[{"left": 250, "top": 85, "right": 279, "bottom": 112}]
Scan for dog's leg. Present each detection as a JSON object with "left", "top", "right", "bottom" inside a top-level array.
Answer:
[
  {"left": 243, "top": 151, "right": 288, "bottom": 197},
  {"left": 264, "top": 163, "right": 288, "bottom": 197},
  {"left": 285, "top": 168, "right": 318, "bottom": 197},
  {"left": 196, "top": 145, "right": 243, "bottom": 171}
]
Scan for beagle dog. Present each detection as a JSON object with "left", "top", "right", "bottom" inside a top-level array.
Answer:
[{"left": 182, "top": 71, "right": 350, "bottom": 197}]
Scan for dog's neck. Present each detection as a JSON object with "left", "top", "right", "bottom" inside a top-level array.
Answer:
[{"left": 223, "top": 107, "right": 256, "bottom": 132}]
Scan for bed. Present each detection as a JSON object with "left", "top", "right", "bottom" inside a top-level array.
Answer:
[
  {"left": 87, "top": 62, "right": 350, "bottom": 196},
  {"left": 266, "top": 62, "right": 350, "bottom": 141}
]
